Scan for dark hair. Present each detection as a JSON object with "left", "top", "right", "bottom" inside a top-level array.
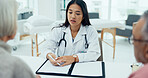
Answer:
[{"left": 61, "top": 0, "right": 91, "bottom": 27}]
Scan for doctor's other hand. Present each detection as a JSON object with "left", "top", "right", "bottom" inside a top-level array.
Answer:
[
  {"left": 46, "top": 53, "right": 59, "bottom": 66},
  {"left": 36, "top": 75, "right": 41, "bottom": 78},
  {"left": 56, "top": 56, "right": 76, "bottom": 66}
]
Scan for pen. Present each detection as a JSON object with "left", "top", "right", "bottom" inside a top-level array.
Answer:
[{"left": 48, "top": 54, "right": 61, "bottom": 66}]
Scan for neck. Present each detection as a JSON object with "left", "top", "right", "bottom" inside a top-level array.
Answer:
[
  {"left": 70, "top": 24, "right": 81, "bottom": 38},
  {"left": 70, "top": 24, "right": 81, "bottom": 33},
  {"left": 0, "top": 36, "right": 10, "bottom": 42}
]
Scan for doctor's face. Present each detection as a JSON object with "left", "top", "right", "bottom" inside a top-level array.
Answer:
[{"left": 67, "top": 4, "right": 83, "bottom": 27}]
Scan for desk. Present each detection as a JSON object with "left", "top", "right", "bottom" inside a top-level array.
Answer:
[
  {"left": 90, "top": 19, "right": 125, "bottom": 59},
  {"left": 16, "top": 56, "right": 131, "bottom": 78}
]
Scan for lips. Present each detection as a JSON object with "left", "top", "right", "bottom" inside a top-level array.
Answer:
[{"left": 70, "top": 20, "right": 76, "bottom": 23}]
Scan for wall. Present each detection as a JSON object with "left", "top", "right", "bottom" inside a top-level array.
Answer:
[{"left": 38, "top": 0, "right": 57, "bottom": 20}]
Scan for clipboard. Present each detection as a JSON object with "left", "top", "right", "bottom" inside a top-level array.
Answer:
[{"left": 36, "top": 59, "right": 105, "bottom": 78}]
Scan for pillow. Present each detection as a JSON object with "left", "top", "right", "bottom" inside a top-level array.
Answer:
[{"left": 27, "top": 15, "right": 54, "bottom": 26}]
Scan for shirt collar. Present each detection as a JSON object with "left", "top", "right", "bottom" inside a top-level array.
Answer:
[{"left": 64, "top": 24, "right": 87, "bottom": 35}]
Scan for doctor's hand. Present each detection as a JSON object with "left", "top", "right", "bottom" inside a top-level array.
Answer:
[
  {"left": 36, "top": 75, "right": 41, "bottom": 78},
  {"left": 56, "top": 56, "right": 75, "bottom": 66},
  {"left": 46, "top": 53, "right": 59, "bottom": 66}
]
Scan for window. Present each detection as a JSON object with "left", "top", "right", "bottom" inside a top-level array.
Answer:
[
  {"left": 85, "top": 0, "right": 148, "bottom": 20},
  {"left": 16, "top": 0, "right": 34, "bottom": 13},
  {"left": 111, "top": 0, "right": 148, "bottom": 20},
  {"left": 16, "top": 0, "right": 35, "bottom": 20},
  {"left": 79, "top": 0, "right": 110, "bottom": 19},
  {"left": 58, "top": 0, "right": 148, "bottom": 20}
]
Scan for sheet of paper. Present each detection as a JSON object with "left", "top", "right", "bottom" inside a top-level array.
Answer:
[
  {"left": 39, "top": 60, "right": 71, "bottom": 74},
  {"left": 71, "top": 61, "right": 103, "bottom": 76}
]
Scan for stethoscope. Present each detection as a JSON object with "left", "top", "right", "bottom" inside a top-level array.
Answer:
[{"left": 57, "top": 32, "right": 89, "bottom": 56}]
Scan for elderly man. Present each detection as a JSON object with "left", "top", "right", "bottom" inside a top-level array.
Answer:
[{"left": 129, "top": 10, "right": 148, "bottom": 78}]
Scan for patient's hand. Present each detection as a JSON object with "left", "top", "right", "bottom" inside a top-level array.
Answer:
[{"left": 46, "top": 53, "right": 59, "bottom": 66}]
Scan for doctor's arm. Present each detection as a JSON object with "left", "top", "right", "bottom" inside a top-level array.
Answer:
[{"left": 43, "top": 28, "right": 62, "bottom": 66}]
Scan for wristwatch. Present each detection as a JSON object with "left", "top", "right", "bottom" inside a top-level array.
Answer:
[{"left": 73, "top": 55, "right": 77, "bottom": 62}]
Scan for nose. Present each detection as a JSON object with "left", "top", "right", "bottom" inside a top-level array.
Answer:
[{"left": 71, "top": 13, "right": 76, "bottom": 19}]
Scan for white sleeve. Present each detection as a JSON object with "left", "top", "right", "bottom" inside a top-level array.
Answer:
[
  {"left": 43, "top": 28, "right": 62, "bottom": 58},
  {"left": 77, "top": 27, "right": 101, "bottom": 62}
]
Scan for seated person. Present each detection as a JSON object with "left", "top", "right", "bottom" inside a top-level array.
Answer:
[
  {"left": 0, "top": 0, "right": 40, "bottom": 78},
  {"left": 129, "top": 10, "right": 148, "bottom": 78},
  {"left": 45, "top": 0, "right": 100, "bottom": 66}
]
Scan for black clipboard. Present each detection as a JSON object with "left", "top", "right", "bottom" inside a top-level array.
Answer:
[{"left": 36, "top": 59, "right": 105, "bottom": 78}]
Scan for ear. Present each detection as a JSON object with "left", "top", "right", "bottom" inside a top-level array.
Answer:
[{"left": 8, "top": 33, "right": 16, "bottom": 40}]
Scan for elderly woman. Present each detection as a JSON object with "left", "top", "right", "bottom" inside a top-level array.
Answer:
[{"left": 0, "top": 0, "right": 40, "bottom": 78}]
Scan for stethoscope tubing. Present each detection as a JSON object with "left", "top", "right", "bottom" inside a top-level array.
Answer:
[{"left": 57, "top": 32, "right": 89, "bottom": 56}]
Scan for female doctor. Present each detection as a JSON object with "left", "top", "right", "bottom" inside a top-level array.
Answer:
[{"left": 45, "top": 0, "right": 100, "bottom": 66}]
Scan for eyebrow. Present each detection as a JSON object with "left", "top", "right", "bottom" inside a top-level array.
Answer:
[
  {"left": 68, "top": 9, "right": 72, "bottom": 11},
  {"left": 76, "top": 11, "right": 80, "bottom": 13},
  {"left": 68, "top": 9, "right": 81, "bottom": 13}
]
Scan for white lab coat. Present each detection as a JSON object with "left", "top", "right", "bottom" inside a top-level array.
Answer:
[{"left": 44, "top": 25, "right": 100, "bottom": 62}]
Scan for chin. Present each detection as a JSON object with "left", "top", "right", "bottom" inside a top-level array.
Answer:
[
  {"left": 136, "top": 58, "right": 147, "bottom": 64},
  {"left": 70, "top": 23, "right": 77, "bottom": 26}
]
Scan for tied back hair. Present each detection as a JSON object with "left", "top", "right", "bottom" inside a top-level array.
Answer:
[
  {"left": 52, "top": 0, "right": 91, "bottom": 30},
  {"left": 60, "top": 0, "right": 91, "bottom": 27}
]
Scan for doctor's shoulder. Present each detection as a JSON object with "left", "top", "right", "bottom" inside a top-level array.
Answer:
[
  {"left": 85, "top": 25, "right": 98, "bottom": 33},
  {"left": 51, "top": 25, "right": 66, "bottom": 33}
]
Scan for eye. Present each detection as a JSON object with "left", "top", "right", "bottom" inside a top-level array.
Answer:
[
  {"left": 76, "top": 13, "right": 80, "bottom": 15},
  {"left": 69, "top": 12, "right": 72, "bottom": 14}
]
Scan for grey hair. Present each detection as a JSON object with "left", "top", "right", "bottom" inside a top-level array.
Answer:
[
  {"left": 0, "top": 0, "right": 17, "bottom": 38},
  {"left": 142, "top": 10, "right": 148, "bottom": 40}
]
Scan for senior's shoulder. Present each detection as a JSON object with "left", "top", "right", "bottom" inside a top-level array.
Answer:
[
  {"left": 4, "top": 55, "right": 28, "bottom": 67},
  {"left": 129, "top": 64, "right": 148, "bottom": 78},
  {"left": 10, "top": 56, "right": 35, "bottom": 77},
  {"left": 2, "top": 54, "right": 29, "bottom": 68},
  {"left": 0, "top": 54, "right": 31, "bottom": 71},
  {"left": 139, "top": 64, "right": 148, "bottom": 71}
]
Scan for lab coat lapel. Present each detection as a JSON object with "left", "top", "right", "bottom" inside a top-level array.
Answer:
[
  {"left": 74, "top": 25, "right": 87, "bottom": 43},
  {"left": 64, "top": 26, "right": 73, "bottom": 45}
]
